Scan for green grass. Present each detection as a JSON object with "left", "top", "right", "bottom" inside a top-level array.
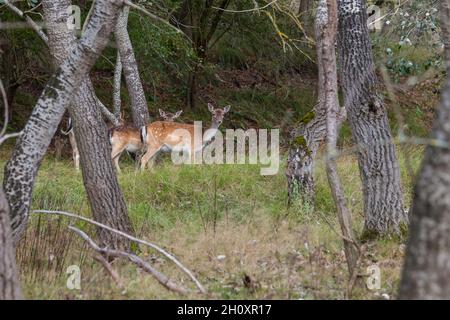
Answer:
[{"left": 0, "top": 143, "right": 424, "bottom": 300}]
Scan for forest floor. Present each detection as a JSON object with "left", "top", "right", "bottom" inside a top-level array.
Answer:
[
  {"left": 0, "top": 142, "right": 423, "bottom": 300},
  {"left": 2, "top": 63, "right": 442, "bottom": 300}
]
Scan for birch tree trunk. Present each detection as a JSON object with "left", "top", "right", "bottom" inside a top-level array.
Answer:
[
  {"left": 115, "top": 6, "right": 150, "bottom": 127},
  {"left": 0, "top": 186, "right": 21, "bottom": 300},
  {"left": 337, "top": 0, "right": 407, "bottom": 236},
  {"left": 399, "top": 0, "right": 450, "bottom": 299},
  {"left": 113, "top": 52, "right": 122, "bottom": 120},
  {"left": 3, "top": 0, "right": 123, "bottom": 243},
  {"left": 317, "top": 0, "right": 357, "bottom": 276},
  {"left": 41, "top": 0, "right": 133, "bottom": 250}
]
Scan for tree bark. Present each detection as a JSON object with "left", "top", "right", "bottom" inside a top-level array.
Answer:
[
  {"left": 0, "top": 186, "right": 21, "bottom": 300},
  {"left": 115, "top": 6, "right": 149, "bottom": 127},
  {"left": 318, "top": 0, "right": 358, "bottom": 276},
  {"left": 337, "top": 0, "right": 407, "bottom": 236},
  {"left": 399, "top": 0, "right": 450, "bottom": 299},
  {"left": 286, "top": 106, "right": 327, "bottom": 203},
  {"left": 3, "top": 0, "right": 123, "bottom": 243},
  {"left": 41, "top": 0, "right": 133, "bottom": 250},
  {"left": 113, "top": 51, "right": 122, "bottom": 120}
]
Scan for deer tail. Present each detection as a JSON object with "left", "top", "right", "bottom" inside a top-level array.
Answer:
[
  {"left": 140, "top": 126, "right": 147, "bottom": 144},
  {"left": 61, "top": 117, "right": 73, "bottom": 135}
]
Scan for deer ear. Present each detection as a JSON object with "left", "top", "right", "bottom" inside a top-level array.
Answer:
[
  {"left": 223, "top": 105, "right": 231, "bottom": 113},
  {"left": 175, "top": 110, "right": 183, "bottom": 118},
  {"left": 208, "top": 103, "right": 215, "bottom": 113},
  {"left": 159, "top": 109, "right": 165, "bottom": 117}
]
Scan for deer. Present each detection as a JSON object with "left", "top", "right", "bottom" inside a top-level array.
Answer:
[
  {"left": 139, "top": 103, "right": 230, "bottom": 171},
  {"left": 159, "top": 109, "right": 183, "bottom": 122},
  {"left": 110, "top": 109, "right": 183, "bottom": 172}
]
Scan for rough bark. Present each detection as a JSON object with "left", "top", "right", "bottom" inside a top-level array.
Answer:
[
  {"left": 286, "top": 106, "right": 327, "bottom": 203},
  {"left": 337, "top": 0, "right": 407, "bottom": 236},
  {"left": 113, "top": 51, "right": 122, "bottom": 120},
  {"left": 0, "top": 186, "right": 21, "bottom": 300},
  {"left": 318, "top": 0, "right": 358, "bottom": 276},
  {"left": 42, "top": 0, "right": 133, "bottom": 250},
  {"left": 3, "top": 0, "right": 123, "bottom": 242},
  {"left": 115, "top": 6, "right": 150, "bottom": 127},
  {"left": 399, "top": 0, "right": 450, "bottom": 299}
]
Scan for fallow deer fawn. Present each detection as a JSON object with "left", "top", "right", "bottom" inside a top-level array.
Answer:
[
  {"left": 139, "top": 103, "right": 230, "bottom": 170},
  {"left": 110, "top": 109, "right": 182, "bottom": 172}
]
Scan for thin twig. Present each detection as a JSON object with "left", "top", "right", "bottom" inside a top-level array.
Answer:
[
  {"left": 0, "top": 78, "right": 21, "bottom": 144},
  {"left": 33, "top": 209, "right": 206, "bottom": 294},
  {"left": 212, "top": 0, "right": 278, "bottom": 13},
  {"left": 0, "top": 78, "right": 10, "bottom": 137},
  {"left": 123, "top": 0, "right": 189, "bottom": 42},
  {"left": 4, "top": 0, "right": 48, "bottom": 43}
]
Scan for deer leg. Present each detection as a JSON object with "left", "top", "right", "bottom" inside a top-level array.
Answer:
[
  {"left": 111, "top": 145, "right": 125, "bottom": 174},
  {"left": 69, "top": 131, "right": 80, "bottom": 170},
  {"left": 140, "top": 146, "right": 161, "bottom": 171}
]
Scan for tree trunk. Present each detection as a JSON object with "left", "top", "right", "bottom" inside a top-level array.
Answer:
[
  {"left": 3, "top": 0, "right": 123, "bottom": 243},
  {"left": 113, "top": 51, "right": 122, "bottom": 120},
  {"left": 337, "top": 0, "right": 407, "bottom": 236},
  {"left": 286, "top": 106, "right": 327, "bottom": 204},
  {"left": 0, "top": 186, "right": 21, "bottom": 300},
  {"left": 41, "top": 0, "right": 133, "bottom": 250},
  {"left": 399, "top": 0, "right": 450, "bottom": 299},
  {"left": 115, "top": 6, "right": 149, "bottom": 127},
  {"left": 318, "top": 0, "right": 358, "bottom": 277}
]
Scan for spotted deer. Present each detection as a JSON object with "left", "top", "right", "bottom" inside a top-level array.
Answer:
[
  {"left": 110, "top": 109, "right": 182, "bottom": 172},
  {"left": 139, "top": 103, "right": 230, "bottom": 170}
]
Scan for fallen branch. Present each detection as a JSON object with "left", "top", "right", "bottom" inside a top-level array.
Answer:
[
  {"left": 69, "top": 226, "right": 188, "bottom": 295},
  {"left": 93, "top": 254, "right": 126, "bottom": 292},
  {"left": 34, "top": 209, "right": 206, "bottom": 294}
]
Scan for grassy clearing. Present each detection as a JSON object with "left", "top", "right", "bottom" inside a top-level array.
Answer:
[{"left": 0, "top": 143, "right": 423, "bottom": 300}]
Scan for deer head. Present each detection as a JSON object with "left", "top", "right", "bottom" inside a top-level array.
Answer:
[
  {"left": 159, "top": 109, "right": 183, "bottom": 122},
  {"left": 208, "top": 103, "right": 231, "bottom": 128}
]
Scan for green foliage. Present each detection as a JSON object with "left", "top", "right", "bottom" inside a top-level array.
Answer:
[{"left": 372, "top": 0, "right": 443, "bottom": 80}]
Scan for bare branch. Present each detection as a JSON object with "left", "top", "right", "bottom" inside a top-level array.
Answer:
[
  {"left": 97, "top": 97, "right": 120, "bottom": 126},
  {"left": 0, "top": 79, "right": 21, "bottom": 145},
  {"left": 212, "top": 0, "right": 278, "bottom": 13},
  {"left": 0, "top": 78, "right": 10, "bottom": 137},
  {"left": 123, "top": 0, "right": 189, "bottom": 41},
  {"left": 69, "top": 226, "right": 189, "bottom": 295},
  {"left": 34, "top": 209, "right": 207, "bottom": 294},
  {"left": 4, "top": 0, "right": 48, "bottom": 44},
  {"left": 93, "top": 254, "right": 126, "bottom": 292}
]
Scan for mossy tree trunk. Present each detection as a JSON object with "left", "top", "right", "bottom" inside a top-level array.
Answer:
[{"left": 286, "top": 108, "right": 327, "bottom": 204}]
